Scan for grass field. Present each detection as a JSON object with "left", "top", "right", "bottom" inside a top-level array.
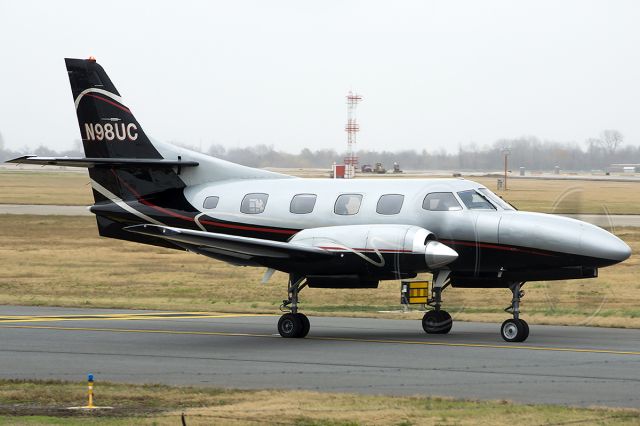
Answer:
[
  {"left": 1, "top": 169, "right": 639, "bottom": 214},
  {"left": 0, "top": 215, "right": 638, "bottom": 328},
  {"left": 0, "top": 380, "right": 638, "bottom": 425},
  {"left": 0, "top": 171, "right": 93, "bottom": 206}
]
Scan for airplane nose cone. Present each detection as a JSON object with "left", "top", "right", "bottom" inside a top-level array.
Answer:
[
  {"left": 580, "top": 224, "right": 632, "bottom": 264},
  {"left": 425, "top": 241, "right": 459, "bottom": 269},
  {"left": 499, "top": 212, "right": 632, "bottom": 266}
]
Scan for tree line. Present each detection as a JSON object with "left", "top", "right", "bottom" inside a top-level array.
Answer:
[{"left": 1, "top": 130, "right": 638, "bottom": 171}]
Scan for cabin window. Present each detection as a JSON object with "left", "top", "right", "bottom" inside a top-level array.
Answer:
[
  {"left": 241, "top": 193, "right": 269, "bottom": 214},
  {"left": 334, "top": 194, "right": 363, "bottom": 215},
  {"left": 290, "top": 194, "right": 317, "bottom": 214},
  {"left": 422, "top": 192, "right": 462, "bottom": 211},
  {"left": 376, "top": 194, "right": 404, "bottom": 215},
  {"left": 203, "top": 196, "right": 219, "bottom": 209},
  {"left": 457, "top": 190, "right": 496, "bottom": 210}
]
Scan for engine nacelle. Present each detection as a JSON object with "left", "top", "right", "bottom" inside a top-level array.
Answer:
[{"left": 289, "top": 224, "right": 457, "bottom": 270}]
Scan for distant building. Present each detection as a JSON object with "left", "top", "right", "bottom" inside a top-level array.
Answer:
[{"left": 609, "top": 164, "right": 638, "bottom": 173}]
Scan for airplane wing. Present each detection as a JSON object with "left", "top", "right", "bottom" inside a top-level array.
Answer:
[{"left": 124, "top": 224, "right": 334, "bottom": 261}]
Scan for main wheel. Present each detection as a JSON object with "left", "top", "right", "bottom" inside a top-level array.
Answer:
[
  {"left": 519, "top": 319, "right": 529, "bottom": 341},
  {"left": 278, "top": 313, "right": 308, "bottom": 338},
  {"left": 298, "top": 313, "right": 310, "bottom": 338},
  {"left": 422, "top": 310, "right": 453, "bottom": 334},
  {"left": 501, "top": 319, "right": 528, "bottom": 342}
]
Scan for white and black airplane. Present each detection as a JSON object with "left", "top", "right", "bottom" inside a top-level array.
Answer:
[{"left": 8, "top": 58, "right": 632, "bottom": 342}]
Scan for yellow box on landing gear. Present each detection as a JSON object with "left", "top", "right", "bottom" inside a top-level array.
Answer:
[{"left": 400, "top": 280, "right": 430, "bottom": 305}]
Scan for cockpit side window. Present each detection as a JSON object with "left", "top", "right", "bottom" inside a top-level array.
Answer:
[
  {"left": 457, "top": 190, "right": 496, "bottom": 210},
  {"left": 422, "top": 192, "right": 462, "bottom": 211}
]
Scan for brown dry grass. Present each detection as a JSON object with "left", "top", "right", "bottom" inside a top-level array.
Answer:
[
  {"left": 0, "top": 170, "right": 92, "bottom": 206},
  {"left": 2, "top": 169, "right": 640, "bottom": 214},
  {"left": 0, "top": 215, "right": 638, "bottom": 328},
  {"left": 0, "top": 380, "right": 638, "bottom": 425}
]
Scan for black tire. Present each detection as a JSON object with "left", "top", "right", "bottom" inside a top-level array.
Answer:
[
  {"left": 422, "top": 310, "right": 453, "bottom": 334},
  {"left": 278, "top": 313, "right": 304, "bottom": 338},
  {"left": 297, "top": 313, "right": 310, "bottom": 338},
  {"left": 501, "top": 319, "right": 527, "bottom": 342},
  {"left": 519, "top": 319, "right": 529, "bottom": 341}
]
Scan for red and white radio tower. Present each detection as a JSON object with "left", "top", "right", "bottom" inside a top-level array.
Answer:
[{"left": 344, "top": 91, "right": 362, "bottom": 178}]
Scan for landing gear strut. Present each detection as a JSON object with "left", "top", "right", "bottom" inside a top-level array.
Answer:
[
  {"left": 501, "top": 282, "right": 529, "bottom": 342},
  {"left": 422, "top": 270, "right": 453, "bottom": 334},
  {"left": 278, "top": 275, "right": 310, "bottom": 338}
]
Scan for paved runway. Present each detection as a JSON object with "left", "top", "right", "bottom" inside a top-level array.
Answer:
[
  {"left": 0, "top": 204, "right": 90, "bottom": 216},
  {"left": 1, "top": 306, "right": 639, "bottom": 408}
]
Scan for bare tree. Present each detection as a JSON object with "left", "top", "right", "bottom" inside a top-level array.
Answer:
[
  {"left": 585, "top": 137, "right": 601, "bottom": 153},
  {"left": 599, "top": 129, "right": 623, "bottom": 155}
]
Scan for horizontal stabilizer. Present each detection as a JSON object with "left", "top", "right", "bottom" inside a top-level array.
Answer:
[
  {"left": 125, "top": 224, "right": 334, "bottom": 260},
  {"left": 7, "top": 156, "right": 199, "bottom": 168}
]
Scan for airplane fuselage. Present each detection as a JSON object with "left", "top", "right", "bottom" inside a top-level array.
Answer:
[{"left": 91, "top": 172, "right": 630, "bottom": 287}]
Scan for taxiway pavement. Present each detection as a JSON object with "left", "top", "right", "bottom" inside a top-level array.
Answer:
[
  {"left": 1, "top": 306, "right": 639, "bottom": 408},
  {"left": 0, "top": 204, "right": 90, "bottom": 216}
]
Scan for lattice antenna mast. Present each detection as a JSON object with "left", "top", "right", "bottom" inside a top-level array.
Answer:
[{"left": 344, "top": 91, "right": 362, "bottom": 177}]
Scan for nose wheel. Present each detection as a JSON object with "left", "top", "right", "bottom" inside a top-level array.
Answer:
[
  {"left": 502, "top": 282, "right": 529, "bottom": 342},
  {"left": 500, "top": 318, "right": 529, "bottom": 342}
]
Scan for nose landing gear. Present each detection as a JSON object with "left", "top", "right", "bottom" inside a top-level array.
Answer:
[
  {"left": 501, "top": 282, "right": 529, "bottom": 342},
  {"left": 278, "top": 275, "right": 310, "bottom": 338}
]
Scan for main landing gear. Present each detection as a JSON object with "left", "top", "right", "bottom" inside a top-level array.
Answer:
[
  {"left": 422, "top": 270, "right": 453, "bottom": 334},
  {"left": 278, "top": 275, "right": 310, "bottom": 338},
  {"left": 501, "top": 282, "right": 529, "bottom": 342}
]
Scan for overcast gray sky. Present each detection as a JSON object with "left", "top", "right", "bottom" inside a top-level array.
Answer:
[{"left": 1, "top": 0, "right": 639, "bottom": 153}]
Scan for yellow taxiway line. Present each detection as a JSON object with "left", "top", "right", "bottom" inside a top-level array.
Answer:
[
  {"left": 0, "top": 312, "right": 272, "bottom": 323},
  {"left": 0, "top": 312, "right": 213, "bottom": 319},
  {"left": 1, "top": 323, "right": 639, "bottom": 357}
]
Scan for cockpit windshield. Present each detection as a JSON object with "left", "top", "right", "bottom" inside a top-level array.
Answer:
[
  {"left": 456, "top": 190, "right": 496, "bottom": 210},
  {"left": 477, "top": 188, "right": 516, "bottom": 210}
]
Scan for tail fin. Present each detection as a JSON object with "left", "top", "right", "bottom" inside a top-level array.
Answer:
[
  {"left": 66, "top": 58, "right": 159, "bottom": 160},
  {"left": 65, "top": 57, "right": 187, "bottom": 204}
]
